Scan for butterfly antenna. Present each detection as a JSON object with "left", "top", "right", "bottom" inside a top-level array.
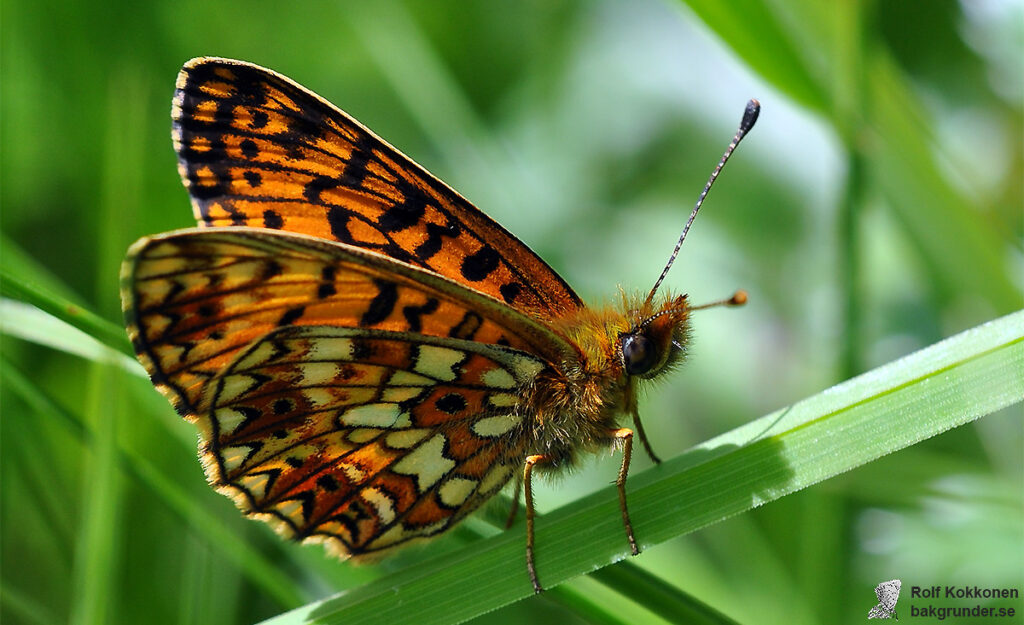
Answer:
[{"left": 644, "top": 99, "right": 761, "bottom": 307}]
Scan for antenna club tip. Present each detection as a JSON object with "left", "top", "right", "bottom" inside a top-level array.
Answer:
[
  {"left": 730, "top": 289, "right": 748, "bottom": 306},
  {"left": 741, "top": 100, "right": 761, "bottom": 132}
]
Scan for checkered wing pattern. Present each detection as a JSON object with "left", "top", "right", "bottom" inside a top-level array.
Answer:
[{"left": 200, "top": 325, "right": 545, "bottom": 556}]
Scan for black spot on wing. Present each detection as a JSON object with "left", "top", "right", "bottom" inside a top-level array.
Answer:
[
  {"left": 240, "top": 139, "right": 259, "bottom": 159},
  {"left": 449, "top": 311, "right": 483, "bottom": 341},
  {"left": 415, "top": 221, "right": 459, "bottom": 261},
  {"left": 249, "top": 109, "right": 269, "bottom": 129},
  {"left": 378, "top": 199, "right": 425, "bottom": 232},
  {"left": 305, "top": 175, "right": 338, "bottom": 204},
  {"left": 263, "top": 209, "right": 283, "bottom": 229},
  {"left": 341, "top": 135, "right": 372, "bottom": 187},
  {"left": 318, "top": 266, "right": 337, "bottom": 299},
  {"left": 278, "top": 306, "right": 305, "bottom": 326},
  {"left": 261, "top": 259, "right": 284, "bottom": 280},
  {"left": 316, "top": 474, "right": 340, "bottom": 492},
  {"left": 360, "top": 279, "right": 397, "bottom": 326},
  {"left": 460, "top": 245, "right": 499, "bottom": 282},
  {"left": 326, "top": 207, "right": 354, "bottom": 243},
  {"left": 499, "top": 282, "right": 522, "bottom": 305},
  {"left": 243, "top": 170, "right": 262, "bottom": 187},
  {"left": 401, "top": 298, "right": 439, "bottom": 333},
  {"left": 435, "top": 393, "right": 467, "bottom": 415}
]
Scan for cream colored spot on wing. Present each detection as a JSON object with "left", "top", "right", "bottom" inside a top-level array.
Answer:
[
  {"left": 389, "top": 370, "right": 433, "bottom": 386},
  {"left": 479, "top": 464, "right": 513, "bottom": 494},
  {"left": 340, "top": 403, "right": 410, "bottom": 428},
  {"left": 413, "top": 346, "right": 463, "bottom": 381},
  {"left": 214, "top": 375, "right": 259, "bottom": 405},
  {"left": 343, "top": 462, "right": 368, "bottom": 483},
  {"left": 438, "top": 477, "right": 478, "bottom": 507},
  {"left": 302, "top": 387, "right": 337, "bottom": 408},
  {"left": 143, "top": 313, "right": 171, "bottom": 338},
  {"left": 346, "top": 428, "right": 381, "bottom": 444},
  {"left": 361, "top": 487, "right": 397, "bottom": 524},
  {"left": 487, "top": 393, "right": 518, "bottom": 408},
  {"left": 297, "top": 362, "right": 339, "bottom": 385},
  {"left": 381, "top": 386, "right": 422, "bottom": 403},
  {"left": 274, "top": 499, "right": 306, "bottom": 524},
  {"left": 511, "top": 357, "right": 545, "bottom": 381},
  {"left": 219, "top": 292, "right": 265, "bottom": 315},
  {"left": 220, "top": 446, "right": 252, "bottom": 472},
  {"left": 237, "top": 472, "right": 270, "bottom": 500},
  {"left": 154, "top": 343, "right": 189, "bottom": 371},
  {"left": 385, "top": 428, "right": 431, "bottom": 449},
  {"left": 307, "top": 337, "right": 355, "bottom": 361},
  {"left": 214, "top": 407, "right": 248, "bottom": 435},
  {"left": 134, "top": 249, "right": 187, "bottom": 280},
  {"left": 480, "top": 368, "right": 516, "bottom": 389},
  {"left": 471, "top": 414, "right": 520, "bottom": 438},
  {"left": 391, "top": 433, "right": 455, "bottom": 490},
  {"left": 314, "top": 519, "right": 354, "bottom": 545}
]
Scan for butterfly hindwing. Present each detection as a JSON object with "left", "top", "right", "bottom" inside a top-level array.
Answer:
[
  {"left": 172, "top": 57, "right": 582, "bottom": 316},
  {"left": 120, "top": 227, "right": 573, "bottom": 418},
  {"left": 201, "top": 325, "right": 545, "bottom": 556}
]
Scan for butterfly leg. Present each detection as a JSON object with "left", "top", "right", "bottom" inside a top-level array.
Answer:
[
  {"left": 504, "top": 474, "right": 522, "bottom": 529},
  {"left": 631, "top": 407, "right": 661, "bottom": 464},
  {"left": 611, "top": 428, "right": 640, "bottom": 556},
  {"left": 523, "top": 453, "right": 549, "bottom": 593}
]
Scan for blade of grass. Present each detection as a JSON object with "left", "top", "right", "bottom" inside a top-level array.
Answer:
[
  {"left": 0, "top": 233, "right": 86, "bottom": 305},
  {"left": 0, "top": 299, "right": 143, "bottom": 374},
  {"left": 679, "top": 0, "right": 828, "bottom": 113},
  {"left": 1, "top": 358, "right": 309, "bottom": 609},
  {"left": 680, "top": 0, "right": 1021, "bottom": 312},
  {"left": 0, "top": 269, "right": 133, "bottom": 357},
  {"left": 590, "top": 562, "right": 741, "bottom": 625},
  {"left": 0, "top": 582, "right": 57, "bottom": 625},
  {"left": 256, "top": 310, "right": 1024, "bottom": 625},
  {"left": 866, "top": 50, "right": 1020, "bottom": 311},
  {"left": 68, "top": 360, "right": 122, "bottom": 625}
]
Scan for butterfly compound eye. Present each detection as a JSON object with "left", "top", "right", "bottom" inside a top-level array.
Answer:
[{"left": 621, "top": 333, "right": 658, "bottom": 376}]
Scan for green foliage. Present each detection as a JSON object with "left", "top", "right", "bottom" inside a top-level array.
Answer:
[{"left": 2, "top": 1, "right": 1021, "bottom": 624}]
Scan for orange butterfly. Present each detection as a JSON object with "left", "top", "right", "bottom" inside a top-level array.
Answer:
[{"left": 121, "top": 57, "right": 759, "bottom": 592}]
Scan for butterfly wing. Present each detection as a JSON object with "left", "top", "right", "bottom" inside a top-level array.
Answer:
[
  {"left": 120, "top": 228, "right": 574, "bottom": 418},
  {"left": 200, "top": 325, "right": 543, "bottom": 556},
  {"left": 875, "top": 579, "right": 900, "bottom": 607},
  {"left": 172, "top": 57, "right": 581, "bottom": 316}
]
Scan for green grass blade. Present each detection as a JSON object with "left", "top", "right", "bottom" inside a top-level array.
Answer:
[
  {"left": 0, "top": 358, "right": 309, "bottom": 609},
  {"left": 255, "top": 312, "right": 1024, "bottom": 624},
  {"left": 678, "top": 0, "right": 828, "bottom": 113},
  {"left": 0, "top": 268, "right": 133, "bottom": 357},
  {"left": 0, "top": 298, "right": 143, "bottom": 375},
  {"left": 590, "top": 562, "right": 741, "bottom": 625}
]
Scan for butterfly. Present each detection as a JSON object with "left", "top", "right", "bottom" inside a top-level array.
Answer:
[
  {"left": 868, "top": 579, "right": 901, "bottom": 619},
  {"left": 120, "top": 57, "right": 759, "bottom": 593}
]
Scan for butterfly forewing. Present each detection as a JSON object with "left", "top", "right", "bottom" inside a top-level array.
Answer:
[
  {"left": 201, "top": 325, "right": 544, "bottom": 555},
  {"left": 121, "top": 228, "right": 573, "bottom": 417},
  {"left": 173, "top": 57, "right": 581, "bottom": 316}
]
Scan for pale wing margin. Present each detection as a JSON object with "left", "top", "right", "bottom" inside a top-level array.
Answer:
[{"left": 197, "top": 325, "right": 546, "bottom": 558}]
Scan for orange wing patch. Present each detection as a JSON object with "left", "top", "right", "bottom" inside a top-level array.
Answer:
[
  {"left": 172, "top": 57, "right": 582, "bottom": 316},
  {"left": 201, "top": 325, "right": 544, "bottom": 556},
  {"left": 121, "top": 228, "right": 575, "bottom": 419}
]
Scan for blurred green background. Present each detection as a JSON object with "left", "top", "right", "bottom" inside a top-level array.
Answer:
[{"left": 2, "top": 0, "right": 1021, "bottom": 624}]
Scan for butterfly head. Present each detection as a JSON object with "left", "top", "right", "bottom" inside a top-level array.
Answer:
[{"left": 618, "top": 294, "right": 691, "bottom": 381}]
